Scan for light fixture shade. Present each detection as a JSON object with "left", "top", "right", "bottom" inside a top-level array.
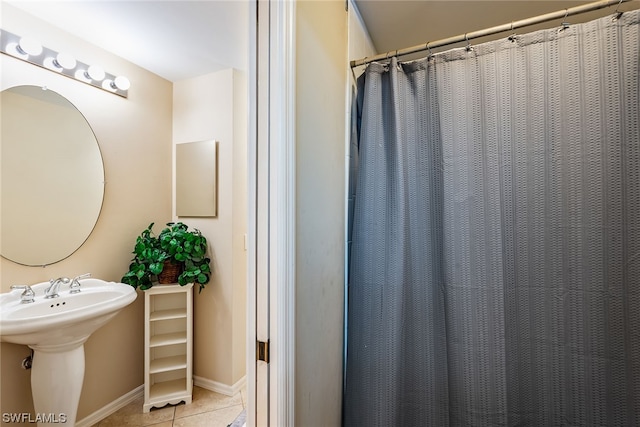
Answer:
[
  {"left": 86, "top": 65, "right": 105, "bottom": 81},
  {"left": 54, "top": 52, "right": 76, "bottom": 70},
  {"left": 114, "top": 76, "right": 131, "bottom": 91},
  {"left": 18, "top": 36, "right": 43, "bottom": 56}
]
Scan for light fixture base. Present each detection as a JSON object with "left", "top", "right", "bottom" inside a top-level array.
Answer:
[{"left": 0, "top": 29, "right": 129, "bottom": 98}]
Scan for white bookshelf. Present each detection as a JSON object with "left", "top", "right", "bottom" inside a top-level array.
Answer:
[{"left": 143, "top": 283, "right": 193, "bottom": 413}]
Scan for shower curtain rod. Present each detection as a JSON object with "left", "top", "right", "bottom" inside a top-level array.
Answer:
[{"left": 350, "top": 0, "right": 632, "bottom": 68}]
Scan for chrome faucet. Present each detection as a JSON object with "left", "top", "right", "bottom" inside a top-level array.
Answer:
[
  {"left": 45, "top": 277, "right": 70, "bottom": 299},
  {"left": 10, "top": 285, "right": 35, "bottom": 304},
  {"left": 69, "top": 273, "right": 91, "bottom": 294}
]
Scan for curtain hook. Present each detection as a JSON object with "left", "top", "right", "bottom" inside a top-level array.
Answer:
[
  {"left": 613, "top": 0, "right": 624, "bottom": 20},
  {"left": 465, "top": 33, "right": 473, "bottom": 52},
  {"left": 508, "top": 21, "right": 518, "bottom": 43},
  {"left": 426, "top": 42, "right": 433, "bottom": 58},
  {"left": 560, "top": 9, "right": 570, "bottom": 31}
]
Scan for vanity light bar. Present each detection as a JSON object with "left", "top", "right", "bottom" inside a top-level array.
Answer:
[{"left": 0, "top": 29, "right": 130, "bottom": 98}]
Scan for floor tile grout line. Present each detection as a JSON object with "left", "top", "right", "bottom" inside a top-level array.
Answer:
[
  {"left": 94, "top": 386, "right": 244, "bottom": 426},
  {"left": 175, "top": 403, "right": 244, "bottom": 421}
]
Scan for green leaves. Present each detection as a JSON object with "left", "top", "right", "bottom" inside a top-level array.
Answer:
[
  {"left": 122, "top": 222, "right": 211, "bottom": 292},
  {"left": 122, "top": 222, "right": 212, "bottom": 292},
  {"left": 149, "top": 262, "right": 164, "bottom": 275},
  {"left": 178, "top": 255, "right": 212, "bottom": 292}
]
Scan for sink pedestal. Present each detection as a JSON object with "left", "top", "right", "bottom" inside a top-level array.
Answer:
[{"left": 30, "top": 343, "right": 85, "bottom": 427}]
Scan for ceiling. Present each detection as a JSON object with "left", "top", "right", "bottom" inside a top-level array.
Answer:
[
  {"left": 4, "top": 1, "right": 639, "bottom": 82},
  {"left": 4, "top": 0, "right": 250, "bottom": 82},
  {"left": 353, "top": 0, "right": 640, "bottom": 61}
]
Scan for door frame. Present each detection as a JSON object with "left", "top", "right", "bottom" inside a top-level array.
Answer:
[{"left": 247, "top": 1, "right": 296, "bottom": 425}]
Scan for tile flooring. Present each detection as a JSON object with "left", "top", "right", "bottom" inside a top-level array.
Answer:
[{"left": 92, "top": 386, "right": 245, "bottom": 427}]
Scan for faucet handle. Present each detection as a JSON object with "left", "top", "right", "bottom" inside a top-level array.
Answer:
[
  {"left": 10, "top": 285, "right": 35, "bottom": 304},
  {"left": 69, "top": 273, "right": 91, "bottom": 294}
]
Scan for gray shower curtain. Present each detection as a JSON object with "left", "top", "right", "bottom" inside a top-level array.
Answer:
[{"left": 345, "top": 10, "right": 640, "bottom": 427}]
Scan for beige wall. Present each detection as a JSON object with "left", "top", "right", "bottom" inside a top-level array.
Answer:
[
  {"left": 349, "top": 0, "right": 377, "bottom": 76},
  {"left": 0, "top": 4, "right": 172, "bottom": 423},
  {"left": 172, "top": 69, "right": 247, "bottom": 387},
  {"left": 295, "top": 1, "right": 348, "bottom": 425}
]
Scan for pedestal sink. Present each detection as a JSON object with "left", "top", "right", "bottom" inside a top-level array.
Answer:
[{"left": 0, "top": 278, "right": 137, "bottom": 426}]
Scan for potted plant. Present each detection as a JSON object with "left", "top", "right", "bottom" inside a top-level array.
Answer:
[{"left": 121, "top": 222, "right": 211, "bottom": 292}]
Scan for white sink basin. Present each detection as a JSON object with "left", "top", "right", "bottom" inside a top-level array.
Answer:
[
  {"left": 0, "top": 278, "right": 136, "bottom": 348},
  {"left": 0, "top": 277, "right": 137, "bottom": 426}
]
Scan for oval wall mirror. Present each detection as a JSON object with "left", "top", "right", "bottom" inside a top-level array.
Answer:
[{"left": 1, "top": 85, "right": 105, "bottom": 266}]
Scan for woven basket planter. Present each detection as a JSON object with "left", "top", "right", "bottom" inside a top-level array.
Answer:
[{"left": 158, "top": 260, "right": 183, "bottom": 284}]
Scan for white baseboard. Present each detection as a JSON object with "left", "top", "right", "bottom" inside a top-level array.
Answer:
[
  {"left": 194, "top": 375, "right": 246, "bottom": 397},
  {"left": 73, "top": 376, "right": 245, "bottom": 425},
  {"left": 75, "top": 385, "right": 143, "bottom": 427}
]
